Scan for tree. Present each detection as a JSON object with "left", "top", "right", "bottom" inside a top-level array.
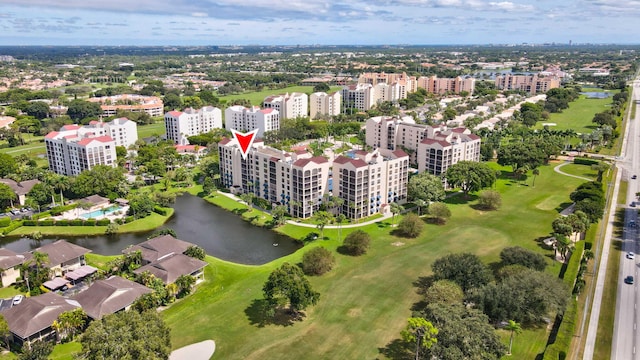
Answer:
[
  {"left": 271, "top": 205, "right": 288, "bottom": 226},
  {"left": 175, "top": 275, "right": 196, "bottom": 298},
  {"left": 80, "top": 310, "right": 171, "bottom": 360},
  {"left": 476, "top": 188, "right": 501, "bottom": 210},
  {"left": 71, "top": 165, "right": 127, "bottom": 198},
  {"left": 342, "top": 230, "right": 371, "bottom": 256},
  {"left": 497, "top": 142, "right": 547, "bottom": 175},
  {"left": 532, "top": 168, "right": 540, "bottom": 187},
  {"left": 262, "top": 263, "right": 320, "bottom": 316},
  {"left": 445, "top": 161, "right": 497, "bottom": 196},
  {"left": 54, "top": 308, "right": 87, "bottom": 341},
  {"left": 335, "top": 214, "right": 347, "bottom": 242},
  {"left": 505, "top": 320, "right": 522, "bottom": 355},
  {"left": 424, "top": 280, "right": 464, "bottom": 305},
  {"left": 552, "top": 216, "right": 574, "bottom": 238},
  {"left": 25, "top": 101, "right": 50, "bottom": 119},
  {"left": 414, "top": 199, "right": 427, "bottom": 216},
  {"left": 500, "top": 246, "right": 547, "bottom": 271},
  {"left": 428, "top": 202, "right": 451, "bottom": 224},
  {"left": 0, "top": 183, "right": 15, "bottom": 208},
  {"left": 0, "top": 153, "right": 18, "bottom": 178},
  {"left": 312, "top": 211, "right": 333, "bottom": 239},
  {"left": 184, "top": 245, "right": 206, "bottom": 260},
  {"left": 67, "top": 99, "right": 102, "bottom": 121},
  {"left": 301, "top": 247, "right": 335, "bottom": 275},
  {"left": 18, "top": 340, "right": 53, "bottom": 360},
  {"left": 0, "top": 314, "right": 9, "bottom": 350},
  {"left": 397, "top": 213, "right": 424, "bottom": 238},
  {"left": 555, "top": 235, "right": 573, "bottom": 261},
  {"left": 390, "top": 202, "right": 404, "bottom": 225},
  {"left": 401, "top": 317, "right": 438, "bottom": 360},
  {"left": 432, "top": 253, "right": 492, "bottom": 293},
  {"left": 591, "top": 162, "right": 610, "bottom": 183},
  {"left": 408, "top": 172, "right": 445, "bottom": 202},
  {"left": 313, "top": 83, "right": 330, "bottom": 92}
]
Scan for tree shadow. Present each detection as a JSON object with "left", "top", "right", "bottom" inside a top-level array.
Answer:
[
  {"left": 444, "top": 193, "right": 478, "bottom": 205},
  {"left": 613, "top": 208, "right": 625, "bottom": 239},
  {"left": 412, "top": 275, "right": 435, "bottom": 295},
  {"left": 377, "top": 221, "right": 392, "bottom": 229},
  {"left": 554, "top": 202, "right": 574, "bottom": 214},
  {"left": 232, "top": 208, "right": 249, "bottom": 215},
  {"left": 378, "top": 339, "right": 414, "bottom": 360},
  {"left": 244, "top": 299, "right": 305, "bottom": 328}
]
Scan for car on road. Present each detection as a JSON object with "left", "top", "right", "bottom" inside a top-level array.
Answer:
[
  {"left": 627, "top": 252, "right": 635, "bottom": 259},
  {"left": 625, "top": 276, "right": 635, "bottom": 284},
  {"left": 12, "top": 295, "right": 23, "bottom": 306}
]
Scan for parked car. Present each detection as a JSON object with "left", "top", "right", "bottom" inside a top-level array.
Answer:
[
  {"left": 10, "top": 209, "right": 20, "bottom": 215},
  {"left": 633, "top": 175, "right": 637, "bottom": 180},
  {"left": 20, "top": 208, "right": 28, "bottom": 213},
  {"left": 625, "top": 276, "right": 635, "bottom": 284},
  {"left": 627, "top": 252, "right": 635, "bottom": 260},
  {"left": 12, "top": 295, "right": 23, "bottom": 306}
]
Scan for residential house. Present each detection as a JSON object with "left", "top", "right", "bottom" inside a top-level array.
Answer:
[
  {"left": 25, "top": 240, "right": 91, "bottom": 278},
  {"left": 0, "top": 178, "right": 40, "bottom": 206},
  {"left": 71, "top": 276, "right": 152, "bottom": 320},
  {"left": 2, "top": 292, "right": 80, "bottom": 347},
  {"left": 0, "top": 248, "right": 25, "bottom": 287}
]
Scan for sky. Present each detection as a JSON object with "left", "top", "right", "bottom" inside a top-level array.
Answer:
[{"left": 0, "top": 0, "right": 638, "bottom": 46}]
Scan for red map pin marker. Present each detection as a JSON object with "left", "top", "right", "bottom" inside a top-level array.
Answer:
[{"left": 231, "top": 128, "right": 259, "bottom": 159}]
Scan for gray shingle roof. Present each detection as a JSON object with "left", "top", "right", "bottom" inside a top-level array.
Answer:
[
  {"left": 3, "top": 292, "right": 80, "bottom": 339},
  {"left": 124, "top": 235, "right": 194, "bottom": 264},
  {"left": 71, "top": 276, "right": 152, "bottom": 320},
  {"left": 133, "top": 253, "right": 207, "bottom": 284},
  {"left": 25, "top": 240, "right": 91, "bottom": 268}
]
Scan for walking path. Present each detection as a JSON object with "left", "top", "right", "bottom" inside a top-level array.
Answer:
[
  {"left": 169, "top": 340, "right": 215, "bottom": 360},
  {"left": 553, "top": 161, "right": 594, "bottom": 181},
  {"left": 216, "top": 191, "right": 394, "bottom": 228}
]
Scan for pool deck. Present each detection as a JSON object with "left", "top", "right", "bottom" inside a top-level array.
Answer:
[{"left": 52, "top": 205, "right": 130, "bottom": 221}]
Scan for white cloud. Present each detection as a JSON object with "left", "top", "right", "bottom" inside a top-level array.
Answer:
[{"left": 191, "top": 12, "right": 208, "bottom": 17}]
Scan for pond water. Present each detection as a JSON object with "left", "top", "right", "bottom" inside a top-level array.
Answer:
[
  {"left": 0, "top": 194, "right": 301, "bottom": 265},
  {"left": 581, "top": 91, "right": 611, "bottom": 99}
]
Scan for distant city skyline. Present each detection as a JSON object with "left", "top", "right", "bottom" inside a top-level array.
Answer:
[{"left": 0, "top": 0, "right": 638, "bottom": 46}]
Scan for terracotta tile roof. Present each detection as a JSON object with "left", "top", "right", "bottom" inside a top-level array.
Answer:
[
  {"left": 392, "top": 149, "right": 409, "bottom": 158},
  {"left": 260, "top": 108, "right": 275, "bottom": 114},
  {"left": 167, "top": 111, "right": 183, "bottom": 117},
  {"left": 218, "top": 137, "right": 231, "bottom": 145},
  {"left": 421, "top": 138, "right": 451, "bottom": 147},
  {"left": 44, "top": 131, "right": 59, "bottom": 139},
  {"left": 76, "top": 135, "right": 113, "bottom": 146}
]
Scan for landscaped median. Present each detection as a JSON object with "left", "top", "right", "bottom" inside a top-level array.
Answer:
[{"left": 2, "top": 208, "right": 174, "bottom": 237}]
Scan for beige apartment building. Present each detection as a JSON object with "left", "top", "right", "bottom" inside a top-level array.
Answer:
[
  {"left": 88, "top": 94, "right": 164, "bottom": 117},
  {"left": 309, "top": 91, "right": 341, "bottom": 119},
  {"left": 224, "top": 105, "right": 280, "bottom": 138},
  {"left": 417, "top": 75, "right": 475, "bottom": 95},
  {"left": 333, "top": 148, "right": 409, "bottom": 219},
  {"left": 342, "top": 83, "right": 375, "bottom": 112},
  {"left": 164, "top": 106, "right": 223, "bottom": 145},
  {"left": 358, "top": 71, "right": 418, "bottom": 92},
  {"left": 218, "top": 138, "right": 330, "bottom": 218},
  {"left": 495, "top": 74, "right": 560, "bottom": 95},
  {"left": 365, "top": 116, "right": 481, "bottom": 176},
  {"left": 263, "top": 92, "right": 308, "bottom": 119}
]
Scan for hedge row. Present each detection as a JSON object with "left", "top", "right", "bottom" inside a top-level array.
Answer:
[
  {"left": 543, "top": 299, "right": 578, "bottom": 360},
  {"left": 50, "top": 203, "right": 78, "bottom": 216},
  {"left": 153, "top": 206, "right": 168, "bottom": 216},
  {"left": 573, "top": 157, "right": 600, "bottom": 166},
  {"left": 562, "top": 241, "right": 585, "bottom": 288},
  {"left": 0, "top": 217, "right": 10, "bottom": 227},
  {"left": 22, "top": 219, "right": 113, "bottom": 227},
  {"left": 1, "top": 220, "right": 23, "bottom": 235}
]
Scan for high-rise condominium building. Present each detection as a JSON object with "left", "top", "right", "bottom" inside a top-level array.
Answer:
[
  {"left": 494, "top": 74, "right": 560, "bottom": 95},
  {"left": 262, "top": 92, "right": 308, "bottom": 119},
  {"left": 416, "top": 76, "right": 475, "bottom": 95},
  {"left": 45, "top": 125, "right": 117, "bottom": 176},
  {"left": 309, "top": 92, "right": 341, "bottom": 119},
  {"left": 164, "top": 106, "right": 223, "bottom": 145},
  {"left": 224, "top": 105, "right": 280, "bottom": 138}
]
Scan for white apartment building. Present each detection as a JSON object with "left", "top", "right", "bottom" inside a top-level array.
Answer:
[
  {"left": 417, "top": 76, "right": 475, "bottom": 95},
  {"left": 87, "top": 94, "right": 164, "bottom": 117},
  {"left": 341, "top": 83, "right": 375, "bottom": 112},
  {"left": 333, "top": 148, "right": 409, "bottom": 220},
  {"left": 263, "top": 92, "right": 308, "bottom": 119},
  {"left": 218, "top": 139, "right": 330, "bottom": 218},
  {"left": 309, "top": 91, "right": 341, "bottom": 119},
  {"left": 164, "top": 106, "right": 223, "bottom": 145},
  {"left": 365, "top": 116, "right": 481, "bottom": 176},
  {"left": 45, "top": 124, "right": 117, "bottom": 176},
  {"left": 84, "top": 118, "right": 138, "bottom": 148},
  {"left": 358, "top": 72, "right": 418, "bottom": 93},
  {"left": 224, "top": 105, "right": 280, "bottom": 138}
]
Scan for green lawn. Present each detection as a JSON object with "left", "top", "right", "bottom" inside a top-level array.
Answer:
[
  {"left": 137, "top": 122, "right": 166, "bottom": 139},
  {"left": 159, "top": 162, "right": 585, "bottom": 359},
  {"left": 535, "top": 90, "right": 619, "bottom": 134},
  {"left": 559, "top": 163, "right": 598, "bottom": 180},
  {"left": 6, "top": 209, "right": 173, "bottom": 237},
  {"left": 219, "top": 86, "right": 343, "bottom": 106}
]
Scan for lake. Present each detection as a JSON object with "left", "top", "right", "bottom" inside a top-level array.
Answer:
[{"left": 0, "top": 194, "right": 301, "bottom": 265}]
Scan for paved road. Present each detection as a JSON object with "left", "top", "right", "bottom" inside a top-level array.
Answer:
[{"left": 611, "top": 79, "right": 640, "bottom": 360}]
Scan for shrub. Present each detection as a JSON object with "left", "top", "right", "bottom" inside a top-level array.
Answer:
[
  {"left": 70, "top": 219, "right": 85, "bottom": 226},
  {"left": 397, "top": 213, "right": 424, "bottom": 238},
  {"left": 573, "top": 157, "right": 599, "bottom": 166},
  {"left": 56, "top": 219, "right": 69, "bottom": 226},
  {"left": 342, "top": 230, "right": 371, "bottom": 256},
  {"left": 428, "top": 202, "right": 451, "bottom": 224},
  {"left": 302, "top": 247, "right": 336, "bottom": 275},
  {"left": 0, "top": 217, "right": 11, "bottom": 227},
  {"left": 153, "top": 206, "right": 168, "bottom": 216},
  {"left": 50, "top": 203, "right": 77, "bottom": 216},
  {"left": 477, "top": 190, "right": 502, "bottom": 210},
  {"left": 124, "top": 216, "right": 134, "bottom": 223},
  {"left": 96, "top": 219, "right": 111, "bottom": 226},
  {"left": 2, "top": 220, "right": 22, "bottom": 235},
  {"left": 37, "top": 220, "right": 54, "bottom": 226},
  {"left": 23, "top": 220, "right": 37, "bottom": 226},
  {"left": 500, "top": 246, "right": 548, "bottom": 271},
  {"left": 84, "top": 219, "right": 97, "bottom": 226}
]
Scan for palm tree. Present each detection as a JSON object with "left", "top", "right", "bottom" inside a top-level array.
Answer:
[
  {"left": 166, "top": 283, "right": 179, "bottom": 303},
  {"left": 32, "top": 251, "right": 49, "bottom": 276},
  {"left": 531, "top": 168, "right": 540, "bottom": 187},
  {"left": 505, "top": 320, "right": 522, "bottom": 355},
  {"left": 390, "top": 202, "right": 404, "bottom": 225},
  {"left": 414, "top": 199, "right": 427, "bottom": 216},
  {"left": 336, "top": 214, "right": 347, "bottom": 242},
  {"left": 313, "top": 211, "right": 334, "bottom": 240}
]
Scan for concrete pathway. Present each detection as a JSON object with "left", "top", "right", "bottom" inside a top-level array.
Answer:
[
  {"left": 169, "top": 340, "right": 215, "bottom": 360},
  {"left": 553, "top": 161, "right": 594, "bottom": 181}
]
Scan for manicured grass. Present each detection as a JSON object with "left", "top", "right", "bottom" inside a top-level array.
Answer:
[
  {"left": 618, "top": 180, "right": 629, "bottom": 205},
  {"left": 0, "top": 142, "right": 46, "bottom": 157},
  {"left": 49, "top": 342, "right": 81, "bottom": 360},
  {"left": 161, "top": 163, "right": 585, "bottom": 359},
  {"left": 137, "top": 122, "right": 166, "bottom": 139},
  {"left": 560, "top": 163, "right": 598, "bottom": 180},
  {"left": 0, "top": 351, "right": 17, "bottom": 359},
  {"left": 219, "top": 86, "right": 343, "bottom": 106},
  {"left": 6, "top": 209, "right": 173, "bottom": 236},
  {"left": 85, "top": 253, "right": 116, "bottom": 271},
  {"left": 204, "top": 193, "right": 273, "bottom": 227},
  {"left": 535, "top": 90, "right": 619, "bottom": 134},
  {"left": 0, "top": 287, "right": 25, "bottom": 299}
]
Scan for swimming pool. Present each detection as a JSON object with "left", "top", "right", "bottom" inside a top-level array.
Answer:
[{"left": 80, "top": 205, "right": 123, "bottom": 219}]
